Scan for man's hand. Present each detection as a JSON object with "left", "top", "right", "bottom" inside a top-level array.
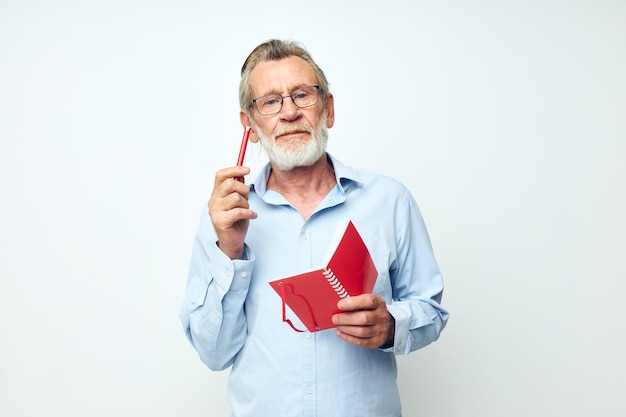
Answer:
[
  {"left": 208, "top": 166, "right": 258, "bottom": 260},
  {"left": 332, "top": 294, "right": 395, "bottom": 349}
]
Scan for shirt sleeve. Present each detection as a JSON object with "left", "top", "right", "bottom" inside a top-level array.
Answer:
[
  {"left": 384, "top": 190, "right": 450, "bottom": 355},
  {"left": 178, "top": 208, "right": 255, "bottom": 370}
]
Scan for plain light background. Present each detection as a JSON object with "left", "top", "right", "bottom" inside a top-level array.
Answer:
[{"left": 1, "top": 1, "right": 624, "bottom": 416}]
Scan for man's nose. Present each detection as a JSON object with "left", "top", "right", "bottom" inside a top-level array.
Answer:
[{"left": 279, "top": 97, "right": 301, "bottom": 120}]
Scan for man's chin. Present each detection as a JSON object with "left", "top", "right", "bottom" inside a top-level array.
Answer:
[{"left": 270, "top": 152, "right": 322, "bottom": 171}]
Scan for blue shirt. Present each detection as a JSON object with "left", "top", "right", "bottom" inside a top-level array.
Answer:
[{"left": 179, "top": 154, "right": 449, "bottom": 417}]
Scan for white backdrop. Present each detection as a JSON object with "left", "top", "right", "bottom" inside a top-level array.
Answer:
[{"left": 1, "top": 1, "right": 624, "bottom": 416}]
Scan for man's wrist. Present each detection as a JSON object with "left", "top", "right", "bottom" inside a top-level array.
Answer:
[{"left": 379, "top": 312, "right": 396, "bottom": 349}]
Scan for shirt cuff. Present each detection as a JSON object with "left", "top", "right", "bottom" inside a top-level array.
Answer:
[
  {"left": 382, "top": 303, "right": 410, "bottom": 354},
  {"left": 209, "top": 242, "right": 255, "bottom": 292}
]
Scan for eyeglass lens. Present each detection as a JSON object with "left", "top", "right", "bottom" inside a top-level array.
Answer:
[{"left": 254, "top": 86, "right": 319, "bottom": 115}]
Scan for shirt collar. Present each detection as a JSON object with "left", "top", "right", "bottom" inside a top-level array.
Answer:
[{"left": 249, "top": 153, "right": 364, "bottom": 197}]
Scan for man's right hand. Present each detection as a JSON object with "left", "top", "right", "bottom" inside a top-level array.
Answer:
[{"left": 208, "top": 166, "right": 258, "bottom": 259}]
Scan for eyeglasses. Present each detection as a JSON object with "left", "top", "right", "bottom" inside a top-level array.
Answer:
[{"left": 251, "top": 85, "right": 320, "bottom": 116}]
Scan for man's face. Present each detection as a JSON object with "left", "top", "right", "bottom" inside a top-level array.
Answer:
[{"left": 243, "top": 56, "right": 335, "bottom": 170}]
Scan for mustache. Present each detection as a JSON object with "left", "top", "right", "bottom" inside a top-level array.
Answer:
[{"left": 274, "top": 123, "right": 313, "bottom": 137}]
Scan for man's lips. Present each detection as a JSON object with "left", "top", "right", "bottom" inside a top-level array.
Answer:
[{"left": 276, "top": 130, "right": 309, "bottom": 139}]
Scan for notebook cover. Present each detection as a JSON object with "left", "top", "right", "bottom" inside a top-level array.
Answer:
[{"left": 268, "top": 221, "right": 378, "bottom": 332}]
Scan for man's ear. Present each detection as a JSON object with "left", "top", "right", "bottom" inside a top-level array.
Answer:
[
  {"left": 240, "top": 111, "right": 259, "bottom": 143},
  {"left": 325, "top": 93, "right": 335, "bottom": 129}
]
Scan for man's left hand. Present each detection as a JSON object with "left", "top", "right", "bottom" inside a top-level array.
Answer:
[{"left": 332, "top": 294, "right": 395, "bottom": 349}]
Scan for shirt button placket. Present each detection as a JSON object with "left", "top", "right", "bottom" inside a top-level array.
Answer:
[
  {"left": 302, "top": 328, "right": 316, "bottom": 415},
  {"left": 299, "top": 223, "right": 316, "bottom": 416}
]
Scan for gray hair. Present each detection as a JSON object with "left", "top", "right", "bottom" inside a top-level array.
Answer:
[{"left": 239, "top": 39, "right": 330, "bottom": 114}]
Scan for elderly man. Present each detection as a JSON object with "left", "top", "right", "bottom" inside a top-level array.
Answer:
[{"left": 180, "top": 39, "right": 448, "bottom": 417}]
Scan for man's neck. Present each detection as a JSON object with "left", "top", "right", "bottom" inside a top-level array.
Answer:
[{"left": 267, "top": 155, "right": 336, "bottom": 219}]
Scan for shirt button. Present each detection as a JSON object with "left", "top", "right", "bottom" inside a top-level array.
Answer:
[
  {"left": 240, "top": 271, "right": 248, "bottom": 278},
  {"left": 305, "top": 385, "right": 313, "bottom": 394},
  {"left": 215, "top": 310, "right": 222, "bottom": 319},
  {"left": 305, "top": 331, "right": 312, "bottom": 339}
]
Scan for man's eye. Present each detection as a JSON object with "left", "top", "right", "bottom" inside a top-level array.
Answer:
[
  {"left": 293, "top": 91, "right": 309, "bottom": 100},
  {"left": 263, "top": 97, "right": 281, "bottom": 106}
]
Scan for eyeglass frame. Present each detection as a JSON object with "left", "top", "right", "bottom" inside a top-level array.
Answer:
[{"left": 250, "top": 85, "right": 321, "bottom": 116}]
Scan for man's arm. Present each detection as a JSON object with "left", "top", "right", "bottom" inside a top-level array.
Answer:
[
  {"left": 179, "top": 208, "right": 255, "bottom": 370},
  {"left": 180, "top": 166, "right": 258, "bottom": 369},
  {"left": 332, "top": 189, "right": 448, "bottom": 353}
]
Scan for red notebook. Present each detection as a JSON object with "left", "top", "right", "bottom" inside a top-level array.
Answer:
[{"left": 268, "top": 221, "right": 378, "bottom": 332}]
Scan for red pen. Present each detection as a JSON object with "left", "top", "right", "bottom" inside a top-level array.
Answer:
[{"left": 235, "top": 126, "right": 251, "bottom": 182}]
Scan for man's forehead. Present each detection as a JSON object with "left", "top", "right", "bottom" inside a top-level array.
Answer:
[{"left": 249, "top": 56, "right": 317, "bottom": 94}]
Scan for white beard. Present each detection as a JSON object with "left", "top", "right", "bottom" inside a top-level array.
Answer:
[{"left": 253, "top": 113, "right": 329, "bottom": 171}]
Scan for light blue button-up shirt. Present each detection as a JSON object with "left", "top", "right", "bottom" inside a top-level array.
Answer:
[{"left": 179, "top": 154, "right": 449, "bottom": 417}]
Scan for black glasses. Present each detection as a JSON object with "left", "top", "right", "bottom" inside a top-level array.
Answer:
[{"left": 251, "top": 85, "right": 320, "bottom": 116}]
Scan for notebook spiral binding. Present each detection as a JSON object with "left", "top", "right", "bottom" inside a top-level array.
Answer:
[{"left": 323, "top": 268, "right": 350, "bottom": 298}]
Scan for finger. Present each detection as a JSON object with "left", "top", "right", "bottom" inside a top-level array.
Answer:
[
  {"left": 335, "top": 321, "right": 376, "bottom": 337},
  {"left": 335, "top": 326, "right": 384, "bottom": 349},
  {"left": 211, "top": 179, "right": 251, "bottom": 205},
  {"left": 211, "top": 190, "right": 250, "bottom": 212},
  {"left": 333, "top": 308, "right": 386, "bottom": 327},
  {"left": 337, "top": 293, "right": 382, "bottom": 312},
  {"left": 214, "top": 166, "right": 251, "bottom": 188}
]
